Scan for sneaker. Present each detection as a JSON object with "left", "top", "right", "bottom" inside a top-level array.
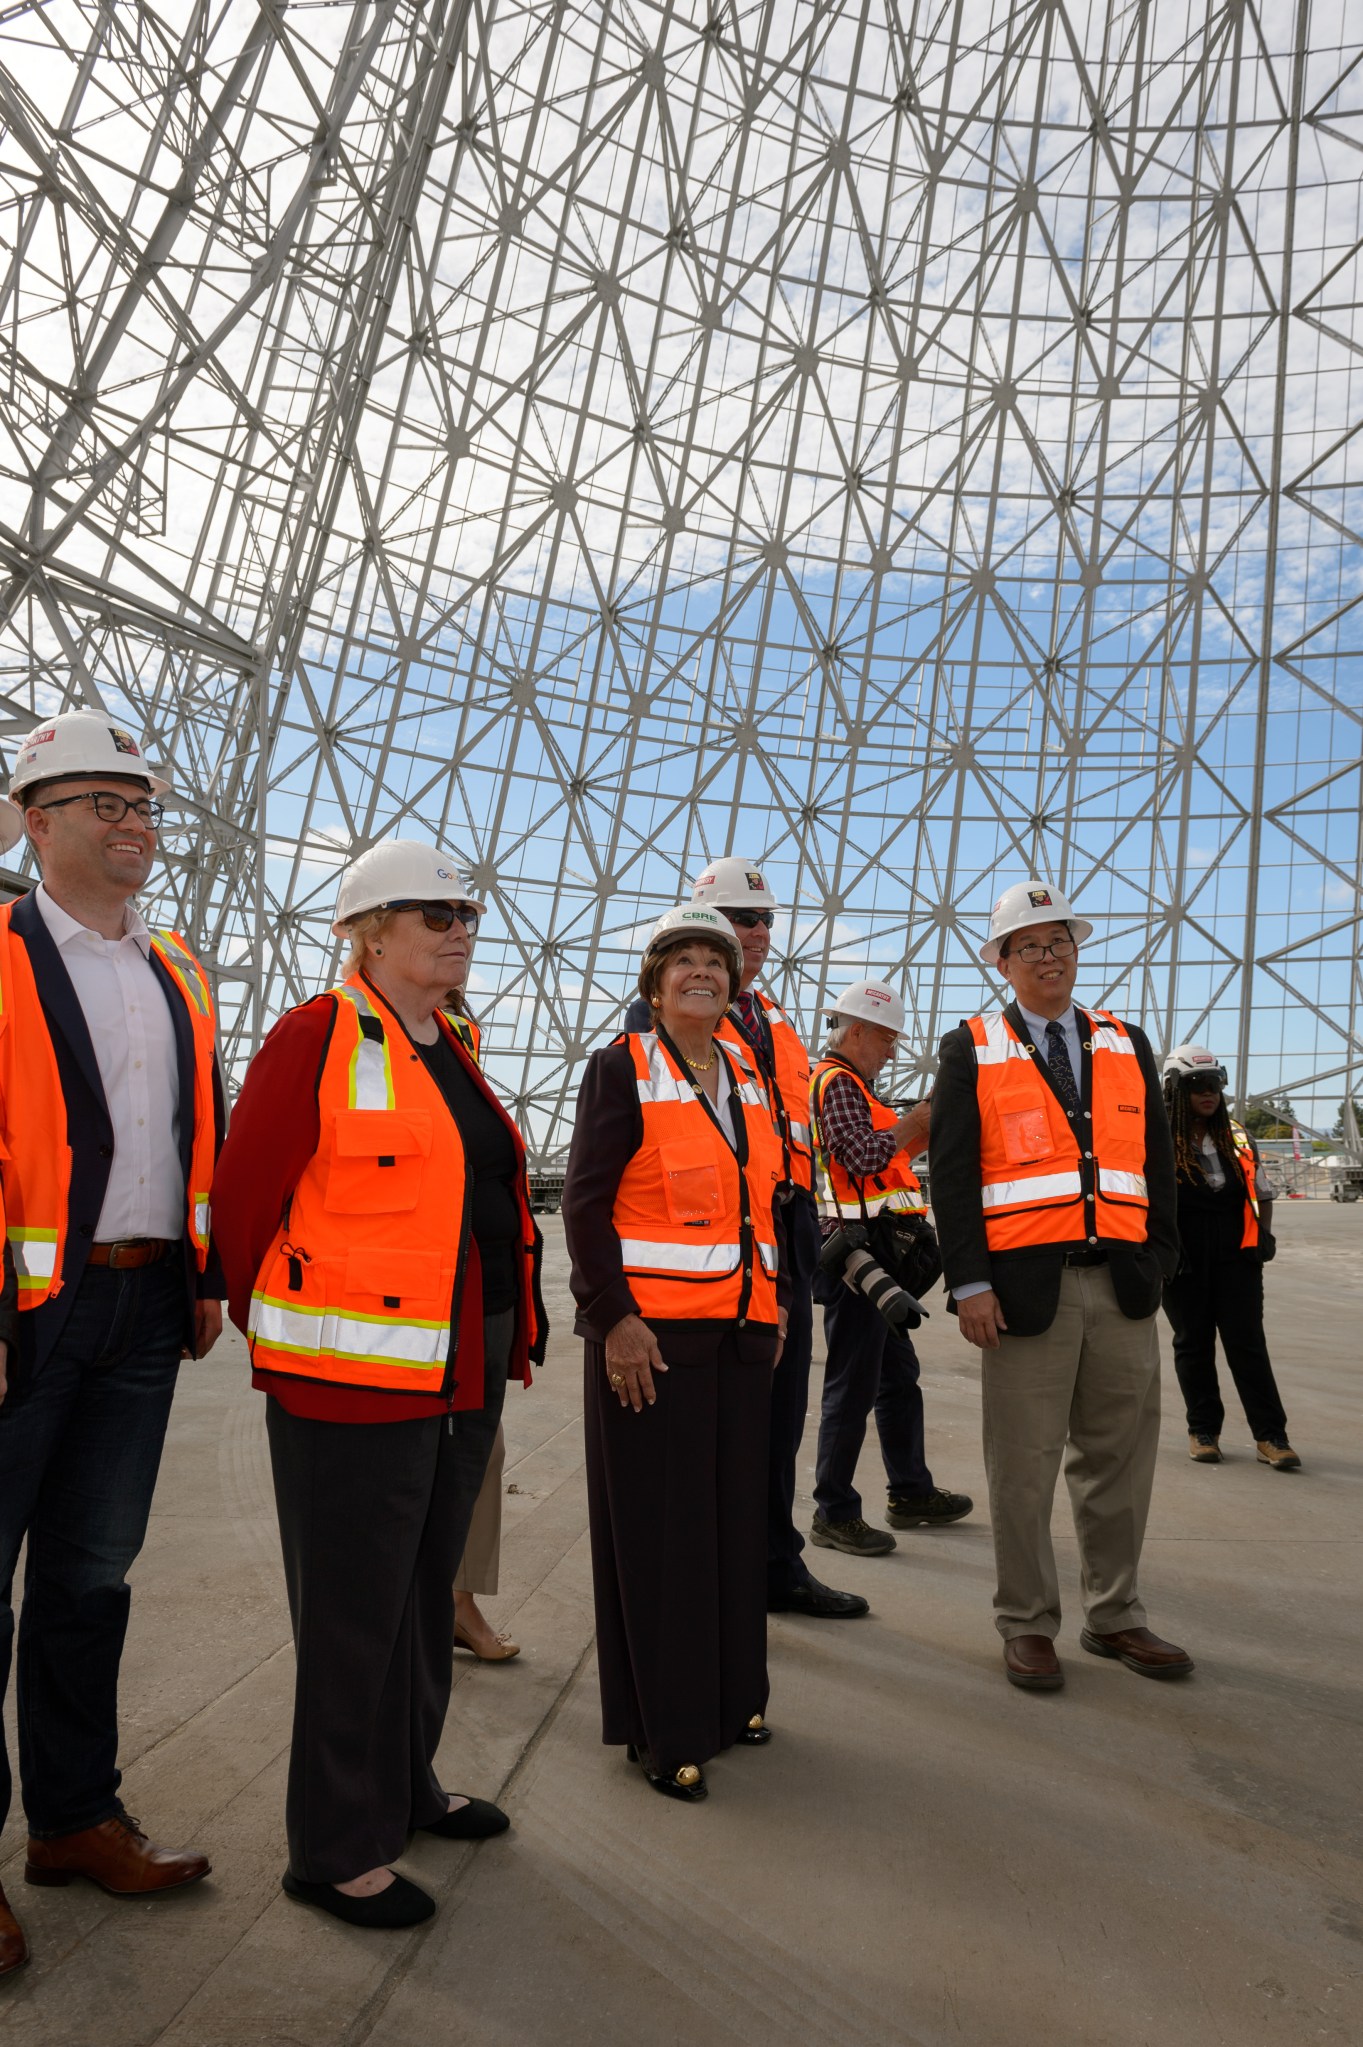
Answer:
[
  {"left": 1188, "top": 1432, "right": 1223, "bottom": 1463},
  {"left": 1256, "top": 1434, "right": 1301, "bottom": 1471},
  {"left": 886, "top": 1487, "right": 973, "bottom": 1528},
  {"left": 810, "top": 1514, "right": 896, "bottom": 1556}
]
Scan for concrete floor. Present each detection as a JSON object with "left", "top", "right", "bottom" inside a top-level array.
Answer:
[{"left": 2, "top": 1203, "right": 1360, "bottom": 2047}]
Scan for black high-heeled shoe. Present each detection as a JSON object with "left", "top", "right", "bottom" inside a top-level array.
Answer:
[
  {"left": 739, "top": 1714, "right": 773, "bottom": 1746},
  {"left": 626, "top": 1744, "right": 708, "bottom": 1801}
]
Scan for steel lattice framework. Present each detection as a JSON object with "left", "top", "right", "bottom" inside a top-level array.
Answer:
[{"left": 2, "top": 0, "right": 1361, "bottom": 1158}]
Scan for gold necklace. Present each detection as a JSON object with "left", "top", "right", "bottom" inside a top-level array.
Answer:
[{"left": 682, "top": 1051, "right": 716, "bottom": 1072}]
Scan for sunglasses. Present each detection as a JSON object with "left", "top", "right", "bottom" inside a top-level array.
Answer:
[
  {"left": 386, "top": 899, "right": 481, "bottom": 933},
  {"left": 724, "top": 909, "right": 774, "bottom": 930}
]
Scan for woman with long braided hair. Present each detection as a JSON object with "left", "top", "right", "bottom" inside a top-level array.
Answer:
[{"left": 1160, "top": 1047, "right": 1300, "bottom": 1470}]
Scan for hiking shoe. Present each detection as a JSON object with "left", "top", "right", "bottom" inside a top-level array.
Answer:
[
  {"left": 1256, "top": 1435, "right": 1301, "bottom": 1471},
  {"left": 1188, "top": 1432, "right": 1222, "bottom": 1463},
  {"left": 810, "top": 1514, "right": 896, "bottom": 1557},
  {"left": 886, "top": 1488, "right": 973, "bottom": 1527}
]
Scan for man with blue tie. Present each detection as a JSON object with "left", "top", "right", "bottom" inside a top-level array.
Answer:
[
  {"left": 928, "top": 882, "right": 1190, "bottom": 1694},
  {"left": 0, "top": 711, "right": 226, "bottom": 1977}
]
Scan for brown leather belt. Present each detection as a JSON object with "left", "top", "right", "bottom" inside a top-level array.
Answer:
[{"left": 86, "top": 1238, "right": 173, "bottom": 1269}]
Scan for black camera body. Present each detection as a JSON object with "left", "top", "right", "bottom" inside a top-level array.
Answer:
[{"left": 819, "top": 1221, "right": 930, "bottom": 1332}]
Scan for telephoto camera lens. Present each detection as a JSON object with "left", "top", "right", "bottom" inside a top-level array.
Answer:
[{"left": 839, "top": 1246, "right": 925, "bottom": 1331}]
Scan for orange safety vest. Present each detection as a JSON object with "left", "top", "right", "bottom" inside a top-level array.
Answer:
[
  {"left": 717, "top": 990, "right": 814, "bottom": 1194},
  {"left": 809, "top": 1058, "right": 927, "bottom": 1222},
  {"left": 1228, "top": 1119, "right": 1261, "bottom": 1250},
  {"left": 0, "top": 904, "right": 217, "bottom": 1304},
  {"left": 969, "top": 1006, "right": 1149, "bottom": 1251},
  {"left": 248, "top": 977, "right": 509, "bottom": 1394},
  {"left": 612, "top": 1030, "right": 784, "bottom": 1325}
]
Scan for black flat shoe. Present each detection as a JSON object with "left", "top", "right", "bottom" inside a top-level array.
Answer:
[
  {"left": 281, "top": 1869, "right": 435, "bottom": 1928},
  {"left": 768, "top": 1575, "right": 869, "bottom": 1619},
  {"left": 739, "top": 1715, "right": 773, "bottom": 1746},
  {"left": 626, "top": 1745, "right": 707, "bottom": 1802},
  {"left": 419, "top": 1796, "right": 509, "bottom": 1841}
]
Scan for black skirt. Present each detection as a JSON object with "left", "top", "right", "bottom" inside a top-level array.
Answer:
[{"left": 583, "top": 1324, "right": 772, "bottom": 1771}]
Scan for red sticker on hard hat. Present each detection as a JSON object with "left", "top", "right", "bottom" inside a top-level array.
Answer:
[
  {"left": 864, "top": 986, "right": 892, "bottom": 1006},
  {"left": 698, "top": 870, "right": 716, "bottom": 886},
  {"left": 30, "top": 728, "right": 55, "bottom": 745},
  {"left": 745, "top": 871, "right": 765, "bottom": 891},
  {"left": 1027, "top": 888, "right": 1053, "bottom": 907},
  {"left": 108, "top": 727, "right": 139, "bottom": 756}
]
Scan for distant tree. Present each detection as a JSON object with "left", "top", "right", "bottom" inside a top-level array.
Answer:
[{"left": 1240, "top": 1098, "right": 1295, "bottom": 1140}]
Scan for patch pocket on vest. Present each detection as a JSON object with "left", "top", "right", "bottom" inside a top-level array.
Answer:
[
  {"left": 343, "top": 1247, "right": 446, "bottom": 1313},
  {"left": 324, "top": 1110, "right": 432, "bottom": 1213},
  {"left": 1000, "top": 1105, "right": 1055, "bottom": 1165},
  {"left": 659, "top": 1139, "right": 723, "bottom": 1225}
]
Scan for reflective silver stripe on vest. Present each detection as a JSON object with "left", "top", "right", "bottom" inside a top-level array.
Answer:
[
  {"left": 193, "top": 1196, "right": 210, "bottom": 1244},
  {"left": 635, "top": 1032, "right": 692, "bottom": 1105},
  {"left": 249, "top": 1293, "right": 447, "bottom": 1370},
  {"left": 333, "top": 983, "right": 394, "bottom": 1110},
  {"left": 787, "top": 1118, "right": 811, "bottom": 1146},
  {"left": 1097, "top": 1167, "right": 1147, "bottom": 1199},
  {"left": 973, "top": 1012, "right": 1033, "bottom": 1065},
  {"left": 980, "top": 1169, "right": 1084, "bottom": 1210},
  {"left": 618, "top": 1237, "right": 779, "bottom": 1277},
  {"left": 1088, "top": 1023, "right": 1136, "bottom": 1056}
]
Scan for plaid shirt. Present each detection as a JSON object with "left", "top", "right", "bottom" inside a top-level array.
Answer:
[{"left": 816, "top": 1069, "right": 898, "bottom": 1180}]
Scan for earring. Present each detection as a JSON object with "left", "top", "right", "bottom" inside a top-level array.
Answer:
[
  {"left": 650, "top": 996, "right": 661, "bottom": 1009},
  {"left": 373, "top": 945, "right": 384, "bottom": 955}
]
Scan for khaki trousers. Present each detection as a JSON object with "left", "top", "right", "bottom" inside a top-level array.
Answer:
[
  {"left": 980, "top": 1264, "right": 1160, "bottom": 1641},
  {"left": 453, "top": 1422, "right": 504, "bottom": 1596}
]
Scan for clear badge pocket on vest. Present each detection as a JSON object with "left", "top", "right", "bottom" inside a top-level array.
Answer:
[
  {"left": 1000, "top": 1105, "right": 1055, "bottom": 1165},
  {"left": 324, "top": 1109, "right": 432, "bottom": 1214},
  {"left": 659, "top": 1139, "right": 723, "bottom": 1226}
]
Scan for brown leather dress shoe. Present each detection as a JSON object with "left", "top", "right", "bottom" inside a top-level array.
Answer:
[
  {"left": 25, "top": 1814, "right": 211, "bottom": 1896},
  {"left": 1003, "top": 1634, "right": 1064, "bottom": 1690},
  {"left": 0, "top": 1883, "right": 29, "bottom": 1978},
  {"left": 1080, "top": 1625, "right": 1194, "bottom": 1678}
]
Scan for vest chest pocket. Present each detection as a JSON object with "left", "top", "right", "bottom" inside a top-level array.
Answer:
[
  {"left": 324, "top": 1110, "right": 432, "bottom": 1213},
  {"left": 999, "top": 1105, "right": 1055, "bottom": 1165},
  {"left": 658, "top": 1139, "right": 723, "bottom": 1226}
]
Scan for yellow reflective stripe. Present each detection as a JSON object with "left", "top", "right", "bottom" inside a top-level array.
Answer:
[
  {"left": 981, "top": 1171, "right": 1083, "bottom": 1210},
  {"left": 9, "top": 1227, "right": 58, "bottom": 1285},
  {"left": 334, "top": 985, "right": 395, "bottom": 1110},
  {"left": 1098, "top": 1168, "right": 1147, "bottom": 1199},
  {"left": 152, "top": 933, "right": 212, "bottom": 1017},
  {"left": 249, "top": 1292, "right": 447, "bottom": 1370},
  {"left": 192, "top": 1195, "right": 210, "bottom": 1244}
]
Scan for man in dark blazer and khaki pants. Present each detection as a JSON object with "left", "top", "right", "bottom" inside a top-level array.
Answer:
[{"left": 929, "top": 881, "right": 1190, "bottom": 1693}]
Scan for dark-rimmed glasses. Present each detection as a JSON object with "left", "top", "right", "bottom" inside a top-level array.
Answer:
[
  {"left": 385, "top": 898, "right": 481, "bottom": 934},
  {"left": 1007, "top": 936, "right": 1077, "bottom": 964},
  {"left": 35, "top": 790, "right": 163, "bottom": 828},
  {"left": 724, "top": 908, "right": 774, "bottom": 930}
]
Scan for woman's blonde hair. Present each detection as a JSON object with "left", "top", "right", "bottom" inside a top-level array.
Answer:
[{"left": 340, "top": 908, "right": 395, "bottom": 979}]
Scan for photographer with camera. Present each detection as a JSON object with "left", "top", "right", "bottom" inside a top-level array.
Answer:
[{"left": 808, "top": 979, "right": 973, "bottom": 1558}]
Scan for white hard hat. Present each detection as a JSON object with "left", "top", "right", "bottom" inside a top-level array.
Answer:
[
  {"left": 642, "top": 903, "right": 743, "bottom": 979},
  {"left": 980, "top": 879, "right": 1093, "bottom": 965},
  {"left": 828, "top": 977, "right": 907, "bottom": 1035},
  {"left": 689, "top": 855, "right": 780, "bottom": 913},
  {"left": 0, "top": 710, "right": 171, "bottom": 855},
  {"left": 332, "top": 839, "right": 486, "bottom": 934},
  {"left": 1163, "top": 1043, "right": 1228, "bottom": 1086}
]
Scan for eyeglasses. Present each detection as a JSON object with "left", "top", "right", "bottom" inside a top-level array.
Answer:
[
  {"left": 386, "top": 898, "right": 481, "bottom": 933},
  {"left": 724, "top": 909, "right": 774, "bottom": 930},
  {"left": 1007, "top": 936, "right": 1077, "bottom": 964},
  {"left": 36, "top": 790, "right": 163, "bottom": 828}
]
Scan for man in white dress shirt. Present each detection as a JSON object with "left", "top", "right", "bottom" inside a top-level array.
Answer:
[{"left": 0, "top": 712, "right": 225, "bottom": 1976}]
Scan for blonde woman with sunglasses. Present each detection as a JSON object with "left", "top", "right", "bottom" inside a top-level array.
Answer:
[{"left": 213, "top": 840, "right": 547, "bottom": 1929}]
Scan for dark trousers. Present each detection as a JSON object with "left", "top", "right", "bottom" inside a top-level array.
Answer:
[
  {"left": 1163, "top": 1262, "right": 1287, "bottom": 1440},
  {"left": 266, "top": 1311, "right": 510, "bottom": 1883},
  {"left": 0, "top": 1259, "right": 184, "bottom": 1837},
  {"left": 813, "top": 1268, "right": 932, "bottom": 1521},
  {"left": 766, "top": 1191, "right": 818, "bottom": 1599},
  {"left": 584, "top": 1331, "right": 770, "bottom": 1770}
]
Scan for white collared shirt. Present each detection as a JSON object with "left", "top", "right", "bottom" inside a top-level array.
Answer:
[{"left": 34, "top": 884, "right": 184, "bottom": 1240}]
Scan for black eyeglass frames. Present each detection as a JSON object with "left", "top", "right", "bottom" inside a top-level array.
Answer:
[
  {"left": 34, "top": 790, "right": 164, "bottom": 828},
  {"left": 724, "top": 908, "right": 775, "bottom": 930},
  {"left": 385, "top": 899, "right": 481, "bottom": 933}
]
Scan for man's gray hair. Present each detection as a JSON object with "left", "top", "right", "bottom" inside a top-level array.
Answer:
[{"left": 823, "top": 1017, "right": 856, "bottom": 1056}]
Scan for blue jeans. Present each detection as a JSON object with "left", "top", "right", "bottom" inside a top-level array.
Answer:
[
  {"left": 813, "top": 1264, "right": 933, "bottom": 1522},
  {"left": 0, "top": 1258, "right": 184, "bottom": 1837}
]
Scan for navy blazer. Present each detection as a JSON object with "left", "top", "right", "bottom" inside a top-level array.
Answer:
[{"left": 7, "top": 889, "right": 226, "bottom": 1368}]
